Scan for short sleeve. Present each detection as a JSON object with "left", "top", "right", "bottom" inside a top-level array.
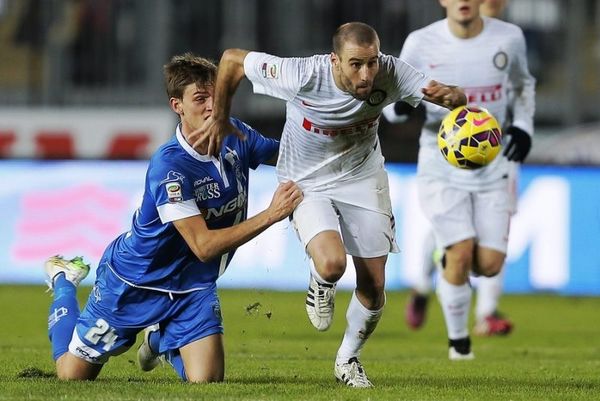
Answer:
[
  {"left": 244, "top": 51, "right": 311, "bottom": 102},
  {"left": 231, "top": 118, "right": 279, "bottom": 169},
  {"left": 148, "top": 160, "right": 201, "bottom": 224}
]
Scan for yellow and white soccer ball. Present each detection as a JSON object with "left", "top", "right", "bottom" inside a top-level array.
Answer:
[{"left": 437, "top": 105, "right": 502, "bottom": 169}]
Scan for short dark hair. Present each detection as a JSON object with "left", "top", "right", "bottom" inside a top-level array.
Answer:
[
  {"left": 163, "top": 53, "right": 217, "bottom": 99},
  {"left": 332, "top": 22, "right": 380, "bottom": 55}
]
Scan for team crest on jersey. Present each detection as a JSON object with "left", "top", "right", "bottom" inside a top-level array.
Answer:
[
  {"left": 261, "top": 62, "right": 279, "bottom": 79},
  {"left": 493, "top": 51, "right": 508, "bottom": 70},
  {"left": 165, "top": 182, "right": 183, "bottom": 203},
  {"left": 367, "top": 89, "right": 386, "bottom": 106},
  {"left": 159, "top": 170, "right": 185, "bottom": 185}
]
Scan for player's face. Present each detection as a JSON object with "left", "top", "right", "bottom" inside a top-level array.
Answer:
[
  {"left": 331, "top": 41, "right": 379, "bottom": 101},
  {"left": 173, "top": 82, "right": 214, "bottom": 132},
  {"left": 441, "top": 0, "right": 484, "bottom": 24}
]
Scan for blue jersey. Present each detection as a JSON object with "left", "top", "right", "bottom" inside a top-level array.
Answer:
[{"left": 103, "top": 118, "right": 278, "bottom": 293}]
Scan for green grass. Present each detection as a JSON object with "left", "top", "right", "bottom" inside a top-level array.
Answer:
[{"left": 1, "top": 286, "right": 599, "bottom": 400}]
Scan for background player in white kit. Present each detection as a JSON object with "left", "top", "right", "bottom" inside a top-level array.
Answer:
[
  {"left": 190, "top": 22, "right": 466, "bottom": 387},
  {"left": 385, "top": 0, "right": 523, "bottom": 337},
  {"left": 389, "top": 0, "right": 535, "bottom": 360}
]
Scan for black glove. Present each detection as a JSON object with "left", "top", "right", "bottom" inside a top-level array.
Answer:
[
  {"left": 394, "top": 101, "right": 425, "bottom": 117},
  {"left": 503, "top": 126, "right": 532, "bottom": 162}
]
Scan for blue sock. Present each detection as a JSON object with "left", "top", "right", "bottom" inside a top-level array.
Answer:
[
  {"left": 48, "top": 273, "right": 80, "bottom": 360},
  {"left": 148, "top": 329, "right": 160, "bottom": 355},
  {"left": 165, "top": 349, "right": 187, "bottom": 381}
]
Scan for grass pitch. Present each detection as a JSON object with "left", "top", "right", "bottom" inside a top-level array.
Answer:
[{"left": 1, "top": 285, "right": 599, "bottom": 400}]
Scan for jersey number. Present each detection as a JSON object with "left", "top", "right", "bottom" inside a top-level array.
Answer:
[{"left": 84, "top": 318, "right": 118, "bottom": 351}]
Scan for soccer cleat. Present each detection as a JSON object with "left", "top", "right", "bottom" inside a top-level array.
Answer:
[
  {"left": 137, "top": 324, "right": 161, "bottom": 372},
  {"left": 45, "top": 255, "right": 90, "bottom": 289},
  {"left": 405, "top": 291, "right": 429, "bottom": 330},
  {"left": 305, "top": 275, "right": 336, "bottom": 331},
  {"left": 448, "top": 337, "right": 475, "bottom": 361},
  {"left": 334, "top": 357, "right": 373, "bottom": 388},
  {"left": 473, "top": 311, "right": 514, "bottom": 336}
]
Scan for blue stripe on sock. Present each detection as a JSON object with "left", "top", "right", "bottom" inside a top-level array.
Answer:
[{"left": 48, "top": 273, "right": 80, "bottom": 361}]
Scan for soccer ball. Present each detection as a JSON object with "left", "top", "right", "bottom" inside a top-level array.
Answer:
[{"left": 437, "top": 105, "right": 502, "bottom": 169}]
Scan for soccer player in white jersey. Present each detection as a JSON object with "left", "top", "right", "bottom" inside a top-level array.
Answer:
[
  {"left": 387, "top": 0, "right": 535, "bottom": 360},
  {"left": 190, "top": 22, "right": 466, "bottom": 387},
  {"left": 385, "top": 0, "right": 520, "bottom": 337},
  {"left": 43, "top": 53, "right": 302, "bottom": 382}
]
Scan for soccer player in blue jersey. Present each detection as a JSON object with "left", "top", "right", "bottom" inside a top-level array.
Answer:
[{"left": 44, "top": 53, "right": 303, "bottom": 382}]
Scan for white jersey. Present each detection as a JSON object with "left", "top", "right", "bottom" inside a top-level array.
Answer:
[
  {"left": 401, "top": 17, "right": 535, "bottom": 191},
  {"left": 244, "top": 51, "right": 429, "bottom": 190}
]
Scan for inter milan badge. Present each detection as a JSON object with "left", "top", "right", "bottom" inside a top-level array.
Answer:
[
  {"left": 367, "top": 89, "right": 386, "bottom": 106},
  {"left": 493, "top": 51, "right": 508, "bottom": 70}
]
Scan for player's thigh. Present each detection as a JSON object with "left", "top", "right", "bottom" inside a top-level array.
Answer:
[
  {"left": 292, "top": 194, "right": 342, "bottom": 252},
  {"left": 417, "top": 176, "right": 475, "bottom": 249},
  {"left": 160, "top": 284, "right": 223, "bottom": 356},
  {"left": 179, "top": 333, "right": 224, "bottom": 383},
  {"left": 332, "top": 170, "right": 398, "bottom": 258},
  {"left": 473, "top": 188, "right": 511, "bottom": 254},
  {"left": 69, "top": 265, "right": 146, "bottom": 366}
]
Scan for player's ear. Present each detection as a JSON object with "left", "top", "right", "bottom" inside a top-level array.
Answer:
[
  {"left": 330, "top": 52, "right": 339, "bottom": 68},
  {"left": 169, "top": 97, "right": 183, "bottom": 115}
]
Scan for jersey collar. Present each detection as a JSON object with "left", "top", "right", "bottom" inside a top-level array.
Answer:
[{"left": 175, "top": 124, "right": 218, "bottom": 162}]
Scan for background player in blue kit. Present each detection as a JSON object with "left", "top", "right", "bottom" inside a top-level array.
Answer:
[{"left": 44, "top": 53, "right": 303, "bottom": 383}]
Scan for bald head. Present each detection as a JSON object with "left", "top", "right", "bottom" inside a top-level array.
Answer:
[{"left": 332, "top": 22, "right": 380, "bottom": 55}]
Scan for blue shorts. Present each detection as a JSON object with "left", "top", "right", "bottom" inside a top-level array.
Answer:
[{"left": 69, "top": 261, "right": 223, "bottom": 364}]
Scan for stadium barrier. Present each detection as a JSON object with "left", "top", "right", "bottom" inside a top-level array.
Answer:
[{"left": 0, "top": 161, "right": 598, "bottom": 295}]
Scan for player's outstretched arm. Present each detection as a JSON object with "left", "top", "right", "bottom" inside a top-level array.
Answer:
[
  {"left": 421, "top": 80, "right": 467, "bottom": 110},
  {"left": 173, "top": 181, "right": 303, "bottom": 262},
  {"left": 188, "top": 49, "right": 250, "bottom": 156}
]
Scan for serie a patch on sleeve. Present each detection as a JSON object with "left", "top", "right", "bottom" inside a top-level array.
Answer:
[{"left": 165, "top": 182, "right": 183, "bottom": 203}]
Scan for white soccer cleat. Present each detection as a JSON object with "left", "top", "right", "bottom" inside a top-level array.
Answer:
[
  {"left": 137, "top": 324, "right": 161, "bottom": 372},
  {"left": 305, "top": 275, "right": 336, "bottom": 331},
  {"left": 45, "top": 255, "right": 90, "bottom": 288},
  {"left": 334, "top": 357, "right": 373, "bottom": 388},
  {"left": 449, "top": 346, "right": 475, "bottom": 361}
]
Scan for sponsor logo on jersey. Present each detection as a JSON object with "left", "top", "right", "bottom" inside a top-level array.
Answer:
[
  {"left": 464, "top": 84, "right": 502, "bottom": 103},
  {"left": 203, "top": 191, "right": 247, "bottom": 220},
  {"left": 195, "top": 182, "right": 221, "bottom": 201},
  {"left": 301, "top": 116, "right": 379, "bottom": 137},
  {"left": 493, "top": 51, "right": 508, "bottom": 70},
  {"left": 165, "top": 182, "right": 183, "bottom": 203},
  {"left": 194, "top": 176, "right": 214, "bottom": 186},
  {"left": 367, "top": 89, "right": 386, "bottom": 106},
  {"left": 159, "top": 170, "right": 185, "bottom": 185},
  {"left": 261, "top": 62, "right": 279, "bottom": 79}
]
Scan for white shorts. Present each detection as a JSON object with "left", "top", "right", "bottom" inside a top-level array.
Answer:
[
  {"left": 292, "top": 168, "right": 399, "bottom": 258},
  {"left": 417, "top": 176, "right": 513, "bottom": 253}
]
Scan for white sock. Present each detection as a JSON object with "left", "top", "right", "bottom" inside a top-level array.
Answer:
[
  {"left": 335, "top": 291, "right": 384, "bottom": 363},
  {"left": 309, "top": 259, "right": 337, "bottom": 285},
  {"left": 414, "top": 231, "right": 437, "bottom": 295},
  {"left": 436, "top": 276, "right": 472, "bottom": 340},
  {"left": 475, "top": 269, "right": 504, "bottom": 320}
]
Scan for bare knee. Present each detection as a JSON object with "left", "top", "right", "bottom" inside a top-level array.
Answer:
[
  {"left": 315, "top": 253, "right": 346, "bottom": 282},
  {"left": 187, "top": 373, "right": 224, "bottom": 384},
  {"left": 56, "top": 353, "right": 102, "bottom": 381},
  {"left": 474, "top": 259, "right": 503, "bottom": 277},
  {"left": 444, "top": 242, "right": 474, "bottom": 284}
]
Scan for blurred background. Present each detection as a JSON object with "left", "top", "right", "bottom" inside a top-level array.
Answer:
[{"left": 0, "top": 0, "right": 599, "bottom": 294}]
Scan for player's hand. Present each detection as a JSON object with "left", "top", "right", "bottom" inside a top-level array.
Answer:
[
  {"left": 268, "top": 181, "right": 303, "bottom": 223},
  {"left": 503, "top": 126, "right": 532, "bottom": 162},
  {"left": 422, "top": 80, "right": 467, "bottom": 110},
  {"left": 188, "top": 116, "right": 246, "bottom": 157}
]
